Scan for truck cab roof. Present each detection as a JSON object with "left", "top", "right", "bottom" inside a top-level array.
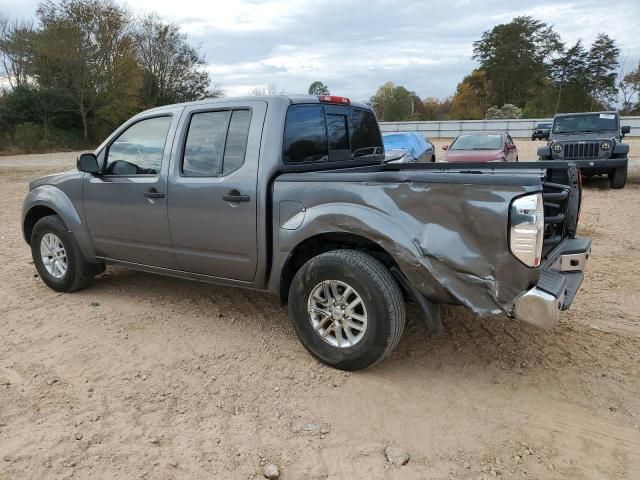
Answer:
[{"left": 143, "top": 94, "right": 372, "bottom": 114}]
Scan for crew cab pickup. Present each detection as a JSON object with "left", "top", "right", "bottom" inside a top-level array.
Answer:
[{"left": 22, "top": 95, "right": 590, "bottom": 370}]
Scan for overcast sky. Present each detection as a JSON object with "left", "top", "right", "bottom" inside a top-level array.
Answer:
[{"left": 2, "top": 0, "right": 639, "bottom": 101}]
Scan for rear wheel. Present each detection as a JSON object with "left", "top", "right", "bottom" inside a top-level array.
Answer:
[
  {"left": 288, "top": 250, "right": 405, "bottom": 371},
  {"left": 31, "top": 215, "right": 94, "bottom": 292},
  {"left": 609, "top": 166, "right": 627, "bottom": 189}
]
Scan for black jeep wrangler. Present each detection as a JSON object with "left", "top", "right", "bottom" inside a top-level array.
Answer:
[
  {"left": 538, "top": 111, "right": 631, "bottom": 189},
  {"left": 531, "top": 122, "right": 551, "bottom": 140}
]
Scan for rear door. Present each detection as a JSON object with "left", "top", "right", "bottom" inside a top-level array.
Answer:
[{"left": 167, "top": 100, "right": 267, "bottom": 281}]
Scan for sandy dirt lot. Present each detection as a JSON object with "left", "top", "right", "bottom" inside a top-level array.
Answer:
[{"left": 1, "top": 153, "right": 640, "bottom": 479}]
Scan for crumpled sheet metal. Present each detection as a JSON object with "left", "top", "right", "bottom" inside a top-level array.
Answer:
[{"left": 275, "top": 176, "right": 540, "bottom": 317}]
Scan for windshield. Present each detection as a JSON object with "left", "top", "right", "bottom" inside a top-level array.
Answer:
[
  {"left": 450, "top": 134, "right": 502, "bottom": 151},
  {"left": 552, "top": 114, "right": 618, "bottom": 134},
  {"left": 536, "top": 124, "right": 551, "bottom": 129}
]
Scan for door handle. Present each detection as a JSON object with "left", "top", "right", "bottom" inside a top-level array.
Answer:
[
  {"left": 223, "top": 190, "right": 250, "bottom": 203},
  {"left": 144, "top": 188, "right": 165, "bottom": 199}
]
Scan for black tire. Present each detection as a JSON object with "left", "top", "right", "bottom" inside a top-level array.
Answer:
[
  {"left": 609, "top": 166, "right": 627, "bottom": 189},
  {"left": 31, "top": 215, "right": 93, "bottom": 292},
  {"left": 288, "top": 250, "right": 405, "bottom": 371}
]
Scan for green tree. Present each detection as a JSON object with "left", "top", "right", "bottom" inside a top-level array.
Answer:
[
  {"left": 368, "top": 81, "right": 414, "bottom": 122},
  {"left": 134, "top": 14, "right": 218, "bottom": 107},
  {"left": 448, "top": 69, "right": 491, "bottom": 119},
  {"left": 587, "top": 34, "right": 620, "bottom": 109},
  {"left": 485, "top": 104, "right": 523, "bottom": 119},
  {"left": 34, "top": 0, "right": 141, "bottom": 142},
  {"left": 620, "top": 61, "right": 640, "bottom": 114},
  {"left": 308, "top": 80, "right": 329, "bottom": 95},
  {"left": 550, "top": 40, "right": 589, "bottom": 113},
  {"left": 472, "top": 16, "right": 561, "bottom": 108}
]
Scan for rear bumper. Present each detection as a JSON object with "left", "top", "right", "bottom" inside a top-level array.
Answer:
[{"left": 514, "top": 237, "right": 591, "bottom": 330}]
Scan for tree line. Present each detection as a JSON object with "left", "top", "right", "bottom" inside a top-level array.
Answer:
[
  {"left": 2, "top": 7, "right": 640, "bottom": 153},
  {"left": 0, "top": 0, "right": 218, "bottom": 153},
  {"left": 367, "top": 16, "right": 640, "bottom": 122}
]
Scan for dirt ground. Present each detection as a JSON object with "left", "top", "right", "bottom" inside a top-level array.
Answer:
[{"left": 1, "top": 150, "right": 640, "bottom": 480}]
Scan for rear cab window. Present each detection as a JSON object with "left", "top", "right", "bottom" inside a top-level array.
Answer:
[{"left": 283, "top": 104, "right": 383, "bottom": 167}]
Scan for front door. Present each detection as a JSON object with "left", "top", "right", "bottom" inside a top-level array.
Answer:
[
  {"left": 167, "top": 101, "right": 266, "bottom": 281},
  {"left": 83, "top": 112, "right": 180, "bottom": 269}
]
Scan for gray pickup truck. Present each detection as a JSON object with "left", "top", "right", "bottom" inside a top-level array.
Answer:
[
  {"left": 538, "top": 111, "right": 631, "bottom": 189},
  {"left": 22, "top": 95, "right": 591, "bottom": 370}
]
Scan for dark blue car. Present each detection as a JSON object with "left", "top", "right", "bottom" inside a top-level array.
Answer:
[{"left": 382, "top": 132, "right": 435, "bottom": 163}]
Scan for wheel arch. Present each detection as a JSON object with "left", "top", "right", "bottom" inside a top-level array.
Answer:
[
  {"left": 277, "top": 232, "right": 403, "bottom": 305},
  {"left": 23, "top": 205, "right": 60, "bottom": 245},
  {"left": 22, "top": 185, "right": 97, "bottom": 263}
]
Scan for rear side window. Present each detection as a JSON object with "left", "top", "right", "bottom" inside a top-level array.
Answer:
[
  {"left": 223, "top": 110, "right": 252, "bottom": 175},
  {"left": 283, "top": 105, "right": 382, "bottom": 165},
  {"left": 182, "top": 109, "right": 252, "bottom": 176},
  {"left": 283, "top": 105, "right": 328, "bottom": 164}
]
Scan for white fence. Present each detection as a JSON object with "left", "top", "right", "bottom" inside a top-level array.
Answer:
[{"left": 379, "top": 116, "right": 640, "bottom": 139}]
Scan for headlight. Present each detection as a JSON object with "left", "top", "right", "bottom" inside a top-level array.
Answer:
[
  {"left": 510, "top": 193, "right": 544, "bottom": 267},
  {"left": 600, "top": 141, "right": 611, "bottom": 151},
  {"left": 552, "top": 143, "right": 562, "bottom": 153}
]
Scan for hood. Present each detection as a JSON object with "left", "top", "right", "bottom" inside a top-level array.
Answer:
[
  {"left": 443, "top": 149, "right": 505, "bottom": 163},
  {"left": 550, "top": 132, "right": 619, "bottom": 142},
  {"left": 29, "top": 170, "right": 82, "bottom": 191},
  {"left": 383, "top": 149, "right": 413, "bottom": 164}
]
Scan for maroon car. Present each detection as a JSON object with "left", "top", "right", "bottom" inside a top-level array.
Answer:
[{"left": 442, "top": 132, "right": 518, "bottom": 162}]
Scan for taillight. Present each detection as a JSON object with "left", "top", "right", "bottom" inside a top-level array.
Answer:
[
  {"left": 319, "top": 95, "right": 350, "bottom": 105},
  {"left": 510, "top": 193, "right": 544, "bottom": 267}
]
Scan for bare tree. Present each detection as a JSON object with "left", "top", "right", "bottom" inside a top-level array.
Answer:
[
  {"left": 134, "top": 14, "right": 218, "bottom": 106},
  {"left": 0, "top": 15, "right": 34, "bottom": 90},
  {"left": 250, "top": 82, "right": 284, "bottom": 96}
]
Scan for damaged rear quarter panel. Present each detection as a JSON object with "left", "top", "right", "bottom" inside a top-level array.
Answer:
[{"left": 272, "top": 171, "right": 542, "bottom": 317}]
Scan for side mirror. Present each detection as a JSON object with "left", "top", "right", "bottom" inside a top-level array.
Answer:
[
  {"left": 506, "top": 143, "right": 517, "bottom": 150},
  {"left": 77, "top": 153, "right": 100, "bottom": 174},
  {"left": 621, "top": 125, "right": 630, "bottom": 136},
  {"left": 442, "top": 145, "right": 449, "bottom": 150}
]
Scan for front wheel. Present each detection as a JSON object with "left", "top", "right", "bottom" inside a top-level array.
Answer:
[
  {"left": 31, "top": 215, "right": 94, "bottom": 292},
  {"left": 288, "top": 250, "right": 405, "bottom": 371},
  {"left": 609, "top": 166, "right": 627, "bottom": 189}
]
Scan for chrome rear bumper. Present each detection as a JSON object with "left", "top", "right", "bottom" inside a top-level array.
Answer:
[{"left": 514, "top": 237, "right": 591, "bottom": 330}]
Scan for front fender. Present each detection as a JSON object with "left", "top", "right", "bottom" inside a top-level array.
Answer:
[
  {"left": 537, "top": 145, "right": 551, "bottom": 158},
  {"left": 22, "top": 185, "right": 97, "bottom": 262},
  {"left": 613, "top": 142, "right": 629, "bottom": 156}
]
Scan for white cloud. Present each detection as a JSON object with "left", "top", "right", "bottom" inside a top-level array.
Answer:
[{"left": 1, "top": 0, "right": 639, "bottom": 100}]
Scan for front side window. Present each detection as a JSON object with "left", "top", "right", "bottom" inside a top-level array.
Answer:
[{"left": 105, "top": 116, "right": 172, "bottom": 175}]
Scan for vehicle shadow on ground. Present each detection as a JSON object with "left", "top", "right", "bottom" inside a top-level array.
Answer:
[{"left": 84, "top": 268, "right": 629, "bottom": 379}]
